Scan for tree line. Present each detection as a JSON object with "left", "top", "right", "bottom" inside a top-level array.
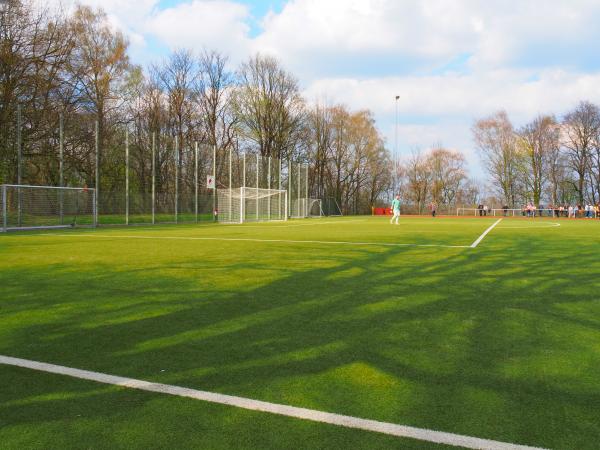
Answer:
[
  {"left": 0, "top": 0, "right": 392, "bottom": 215},
  {"left": 473, "top": 102, "right": 600, "bottom": 208}
]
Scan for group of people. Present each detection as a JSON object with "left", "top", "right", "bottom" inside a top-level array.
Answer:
[{"left": 529, "top": 204, "right": 600, "bottom": 218}]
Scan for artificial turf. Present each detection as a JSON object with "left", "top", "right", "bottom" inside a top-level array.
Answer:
[{"left": 1, "top": 216, "right": 599, "bottom": 449}]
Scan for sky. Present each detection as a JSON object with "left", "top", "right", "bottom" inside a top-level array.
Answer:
[{"left": 51, "top": 0, "right": 600, "bottom": 175}]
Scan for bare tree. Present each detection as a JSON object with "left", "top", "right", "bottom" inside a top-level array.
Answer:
[
  {"left": 234, "top": 54, "right": 304, "bottom": 159},
  {"left": 562, "top": 101, "right": 600, "bottom": 204},
  {"left": 516, "top": 114, "right": 558, "bottom": 205},
  {"left": 473, "top": 111, "right": 520, "bottom": 206}
]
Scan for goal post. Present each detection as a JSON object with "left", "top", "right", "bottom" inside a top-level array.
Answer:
[
  {"left": 217, "top": 187, "right": 287, "bottom": 223},
  {"left": 1, "top": 184, "right": 96, "bottom": 232}
]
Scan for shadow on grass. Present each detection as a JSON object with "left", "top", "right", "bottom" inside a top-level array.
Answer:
[{"left": 1, "top": 233, "right": 600, "bottom": 449}]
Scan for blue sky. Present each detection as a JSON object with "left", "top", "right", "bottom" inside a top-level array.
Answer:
[{"left": 55, "top": 0, "right": 600, "bottom": 177}]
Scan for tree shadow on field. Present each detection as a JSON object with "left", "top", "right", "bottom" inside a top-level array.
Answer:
[{"left": 1, "top": 232, "right": 600, "bottom": 449}]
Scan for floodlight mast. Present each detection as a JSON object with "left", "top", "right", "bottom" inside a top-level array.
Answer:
[{"left": 394, "top": 95, "right": 400, "bottom": 197}]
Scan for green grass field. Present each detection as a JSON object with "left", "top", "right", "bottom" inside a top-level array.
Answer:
[{"left": 1, "top": 216, "right": 599, "bottom": 449}]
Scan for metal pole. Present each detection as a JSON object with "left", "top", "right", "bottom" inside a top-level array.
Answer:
[
  {"left": 95, "top": 120, "right": 99, "bottom": 225},
  {"left": 297, "top": 161, "right": 301, "bottom": 218},
  {"left": 278, "top": 158, "right": 282, "bottom": 219},
  {"left": 92, "top": 188, "right": 97, "bottom": 227},
  {"left": 175, "top": 135, "right": 178, "bottom": 223},
  {"left": 2, "top": 185, "right": 7, "bottom": 232},
  {"left": 59, "top": 113, "right": 64, "bottom": 224},
  {"left": 212, "top": 145, "right": 216, "bottom": 221},
  {"left": 243, "top": 153, "right": 246, "bottom": 188},
  {"left": 125, "top": 128, "right": 129, "bottom": 225},
  {"left": 305, "top": 164, "right": 309, "bottom": 217},
  {"left": 268, "top": 156, "right": 271, "bottom": 220},
  {"left": 194, "top": 142, "right": 198, "bottom": 223},
  {"left": 256, "top": 154, "right": 259, "bottom": 221},
  {"left": 16, "top": 105, "right": 22, "bottom": 227},
  {"left": 228, "top": 146, "right": 232, "bottom": 222},
  {"left": 288, "top": 159, "right": 291, "bottom": 218},
  {"left": 394, "top": 95, "right": 399, "bottom": 197},
  {"left": 152, "top": 132, "right": 156, "bottom": 224},
  {"left": 242, "top": 153, "right": 246, "bottom": 222}
]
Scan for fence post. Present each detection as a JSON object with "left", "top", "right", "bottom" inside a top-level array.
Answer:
[
  {"left": 175, "top": 135, "right": 179, "bottom": 223},
  {"left": 95, "top": 120, "right": 100, "bottom": 225},
  {"left": 125, "top": 128, "right": 129, "bottom": 225},
  {"left": 17, "top": 105, "right": 22, "bottom": 227},
  {"left": 59, "top": 113, "right": 64, "bottom": 224},
  {"left": 194, "top": 142, "right": 198, "bottom": 223},
  {"left": 2, "top": 184, "right": 7, "bottom": 232},
  {"left": 305, "top": 163, "right": 309, "bottom": 217},
  {"left": 288, "top": 159, "right": 291, "bottom": 218},
  {"left": 242, "top": 153, "right": 246, "bottom": 222},
  {"left": 297, "top": 162, "right": 301, "bottom": 218},
  {"left": 278, "top": 158, "right": 282, "bottom": 220},
  {"left": 213, "top": 145, "right": 216, "bottom": 221},
  {"left": 228, "top": 147, "right": 232, "bottom": 222},
  {"left": 93, "top": 188, "right": 97, "bottom": 228},
  {"left": 152, "top": 132, "right": 156, "bottom": 224}
]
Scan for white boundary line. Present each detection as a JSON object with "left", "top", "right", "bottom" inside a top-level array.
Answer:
[
  {"left": 470, "top": 219, "right": 502, "bottom": 248},
  {"left": 237, "top": 219, "right": 367, "bottom": 228},
  {"left": 0, "top": 355, "right": 546, "bottom": 450},
  {"left": 496, "top": 222, "right": 561, "bottom": 229},
  {"left": 38, "top": 233, "right": 471, "bottom": 249}
]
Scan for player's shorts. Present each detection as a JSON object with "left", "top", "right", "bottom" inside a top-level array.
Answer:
[{"left": 393, "top": 209, "right": 400, "bottom": 215}]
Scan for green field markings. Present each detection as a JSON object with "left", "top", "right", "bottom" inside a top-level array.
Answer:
[
  {"left": 0, "top": 355, "right": 547, "bottom": 450},
  {"left": 2, "top": 216, "right": 599, "bottom": 449}
]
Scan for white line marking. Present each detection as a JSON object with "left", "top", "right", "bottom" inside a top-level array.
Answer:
[
  {"left": 496, "top": 222, "right": 561, "bottom": 229},
  {"left": 0, "top": 355, "right": 546, "bottom": 450},
  {"left": 470, "top": 219, "right": 503, "bottom": 248},
  {"left": 236, "top": 219, "right": 367, "bottom": 228},
  {"left": 38, "top": 233, "right": 471, "bottom": 249}
]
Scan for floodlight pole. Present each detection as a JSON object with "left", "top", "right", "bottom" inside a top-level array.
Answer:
[{"left": 394, "top": 95, "right": 400, "bottom": 198}]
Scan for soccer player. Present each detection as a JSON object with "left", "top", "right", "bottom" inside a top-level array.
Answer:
[{"left": 390, "top": 195, "right": 401, "bottom": 225}]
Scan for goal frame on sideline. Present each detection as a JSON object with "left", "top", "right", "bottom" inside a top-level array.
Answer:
[{"left": 1, "top": 184, "right": 97, "bottom": 232}]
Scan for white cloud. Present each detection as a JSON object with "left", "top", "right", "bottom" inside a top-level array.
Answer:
[{"left": 144, "top": 1, "right": 251, "bottom": 62}]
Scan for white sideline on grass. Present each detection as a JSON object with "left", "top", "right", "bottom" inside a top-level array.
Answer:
[
  {"left": 39, "top": 233, "right": 471, "bottom": 249},
  {"left": 0, "top": 355, "right": 547, "bottom": 450},
  {"left": 470, "top": 219, "right": 502, "bottom": 248}
]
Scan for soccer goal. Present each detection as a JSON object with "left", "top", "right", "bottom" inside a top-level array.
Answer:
[
  {"left": 1, "top": 184, "right": 97, "bottom": 232},
  {"left": 217, "top": 187, "right": 287, "bottom": 223}
]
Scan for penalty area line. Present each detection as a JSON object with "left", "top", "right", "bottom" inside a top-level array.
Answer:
[
  {"left": 470, "top": 219, "right": 502, "bottom": 248},
  {"left": 0, "top": 355, "right": 546, "bottom": 450}
]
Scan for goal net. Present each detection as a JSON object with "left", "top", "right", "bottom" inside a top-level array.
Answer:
[
  {"left": 217, "top": 187, "right": 287, "bottom": 223},
  {"left": 291, "top": 198, "right": 323, "bottom": 218},
  {"left": 1, "top": 184, "right": 96, "bottom": 231}
]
